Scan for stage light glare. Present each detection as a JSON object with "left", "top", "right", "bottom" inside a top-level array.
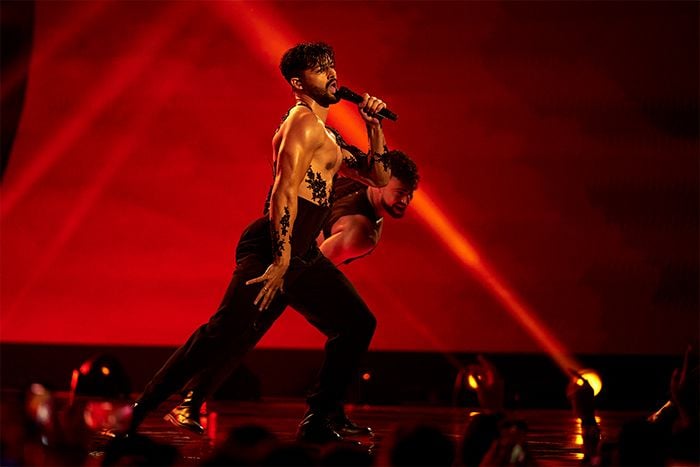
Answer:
[
  {"left": 70, "top": 369, "right": 80, "bottom": 395},
  {"left": 83, "top": 400, "right": 133, "bottom": 433},
  {"left": 467, "top": 374, "right": 479, "bottom": 390},
  {"left": 574, "top": 434, "right": 583, "bottom": 445},
  {"left": 576, "top": 369, "right": 602, "bottom": 396},
  {"left": 362, "top": 372, "right": 371, "bottom": 381},
  {"left": 25, "top": 383, "right": 53, "bottom": 426},
  {"left": 30, "top": 383, "right": 49, "bottom": 396},
  {"left": 36, "top": 404, "right": 51, "bottom": 425}
]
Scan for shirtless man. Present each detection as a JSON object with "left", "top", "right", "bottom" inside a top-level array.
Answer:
[
  {"left": 128, "top": 42, "right": 392, "bottom": 443},
  {"left": 320, "top": 151, "right": 419, "bottom": 266}
]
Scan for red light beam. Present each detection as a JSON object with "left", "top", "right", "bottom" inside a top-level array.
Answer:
[
  {"left": 1, "top": 2, "right": 194, "bottom": 219},
  {"left": 1, "top": 0, "right": 111, "bottom": 104},
  {"left": 3, "top": 25, "right": 213, "bottom": 326},
  {"left": 411, "top": 190, "right": 581, "bottom": 374}
]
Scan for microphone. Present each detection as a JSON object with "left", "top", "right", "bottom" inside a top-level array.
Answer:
[{"left": 335, "top": 86, "right": 398, "bottom": 121}]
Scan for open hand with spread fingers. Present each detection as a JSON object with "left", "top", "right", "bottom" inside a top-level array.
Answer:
[{"left": 246, "top": 262, "right": 288, "bottom": 311}]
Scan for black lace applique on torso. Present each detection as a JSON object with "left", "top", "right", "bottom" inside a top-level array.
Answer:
[
  {"left": 265, "top": 103, "right": 352, "bottom": 212},
  {"left": 325, "top": 125, "right": 368, "bottom": 170},
  {"left": 305, "top": 167, "right": 330, "bottom": 207}
]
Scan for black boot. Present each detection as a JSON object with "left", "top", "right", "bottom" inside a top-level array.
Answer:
[
  {"left": 329, "top": 410, "right": 373, "bottom": 437},
  {"left": 163, "top": 391, "right": 205, "bottom": 435},
  {"left": 296, "top": 411, "right": 344, "bottom": 444}
]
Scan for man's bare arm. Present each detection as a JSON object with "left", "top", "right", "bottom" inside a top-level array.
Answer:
[
  {"left": 320, "top": 215, "right": 378, "bottom": 266},
  {"left": 246, "top": 111, "right": 324, "bottom": 310}
]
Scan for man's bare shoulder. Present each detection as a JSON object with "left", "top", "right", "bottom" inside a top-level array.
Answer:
[
  {"left": 332, "top": 214, "right": 379, "bottom": 247},
  {"left": 279, "top": 107, "right": 326, "bottom": 142}
]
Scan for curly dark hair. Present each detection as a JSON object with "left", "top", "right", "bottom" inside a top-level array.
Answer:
[
  {"left": 387, "top": 150, "right": 419, "bottom": 192},
  {"left": 279, "top": 42, "right": 335, "bottom": 83}
]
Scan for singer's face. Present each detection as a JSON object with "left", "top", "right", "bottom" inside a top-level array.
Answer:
[
  {"left": 380, "top": 178, "right": 413, "bottom": 219},
  {"left": 300, "top": 64, "right": 340, "bottom": 107}
]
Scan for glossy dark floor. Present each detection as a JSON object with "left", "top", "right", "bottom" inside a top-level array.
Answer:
[{"left": 125, "top": 398, "right": 642, "bottom": 465}]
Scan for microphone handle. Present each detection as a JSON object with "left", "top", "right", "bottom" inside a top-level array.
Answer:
[{"left": 336, "top": 86, "right": 397, "bottom": 121}]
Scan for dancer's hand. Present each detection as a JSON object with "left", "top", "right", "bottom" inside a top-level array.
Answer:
[
  {"left": 246, "top": 262, "right": 287, "bottom": 311},
  {"left": 358, "top": 93, "right": 386, "bottom": 127}
]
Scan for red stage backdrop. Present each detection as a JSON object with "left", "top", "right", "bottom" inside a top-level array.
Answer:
[{"left": 2, "top": 1, "right": 697, "bottom": 354}]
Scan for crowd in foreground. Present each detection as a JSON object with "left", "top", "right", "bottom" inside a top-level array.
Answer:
[{"left": 2, "top": 349, "right": 697, "bottom": 466}]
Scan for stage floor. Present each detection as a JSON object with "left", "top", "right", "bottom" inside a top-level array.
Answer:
[{"left": 129, "top": 399, "right": 641, "bottom": 465}]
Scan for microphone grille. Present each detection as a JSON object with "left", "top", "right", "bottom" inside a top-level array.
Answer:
[{"left": 335, "top": 86, "right": 361, "bottom": 103}]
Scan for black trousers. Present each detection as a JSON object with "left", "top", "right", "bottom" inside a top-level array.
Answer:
[{"left": 137, "top": 247, "right": 376, "bottom": 415}]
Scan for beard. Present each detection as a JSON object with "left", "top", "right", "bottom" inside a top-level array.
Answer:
[
  {"left": 307, "top": 82, "right": 341, "bottom": 107},
  {"left": 382, "top": 199, "right": 407, "bottom": 219}
]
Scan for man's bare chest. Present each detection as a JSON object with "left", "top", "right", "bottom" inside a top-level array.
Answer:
[{"left": 315, "top": 128, "right": 343, "bottom": 173}]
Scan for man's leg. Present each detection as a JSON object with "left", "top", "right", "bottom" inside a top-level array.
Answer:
[
  {"left": 168, "top": 293, "right": 286, "bottom": 434},
  {"left": 132, "top": 254, "right": 286, "bottom": 431},
  {"left": 180, "top": 280, "right": 286, "bottom": 398},
  {"left": 285, "top": 254, "right": 376, "bottom": 440}
]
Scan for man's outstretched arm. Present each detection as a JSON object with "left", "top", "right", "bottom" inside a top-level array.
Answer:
[{"left": 246, "top": 112, "right": 324, "bottom": 310}]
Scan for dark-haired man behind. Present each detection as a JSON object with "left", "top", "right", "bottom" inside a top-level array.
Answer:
[
  {"left": 321, "top": 151, "right": 418, "bottom": 266},
  {"left": 127, "top": 42, "right": 392, "bottom": 443}
]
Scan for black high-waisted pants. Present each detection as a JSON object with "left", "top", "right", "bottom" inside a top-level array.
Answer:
[{"left": 136, "top": 200, "right": 376, "bottom": 414}]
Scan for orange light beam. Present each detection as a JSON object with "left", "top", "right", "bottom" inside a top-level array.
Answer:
[
  {"left": 361, "top": 278, "right": 465, "bottom": 369},
  {"left": 3, "top": 27, "right": 211, "bottom": 325},
  {"left": 211, "top": 1, "right": 582, "bottom": 375},
  {"left": 411, "top": 190, "right": 580, "bottom": 374},
  {"left": 1, "top": 2, "right": 193, "bottom": 219}
]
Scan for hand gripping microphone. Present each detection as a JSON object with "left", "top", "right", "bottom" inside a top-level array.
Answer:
[{"left": 334, "top": 86, "right": 398, "bottom": 121}]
